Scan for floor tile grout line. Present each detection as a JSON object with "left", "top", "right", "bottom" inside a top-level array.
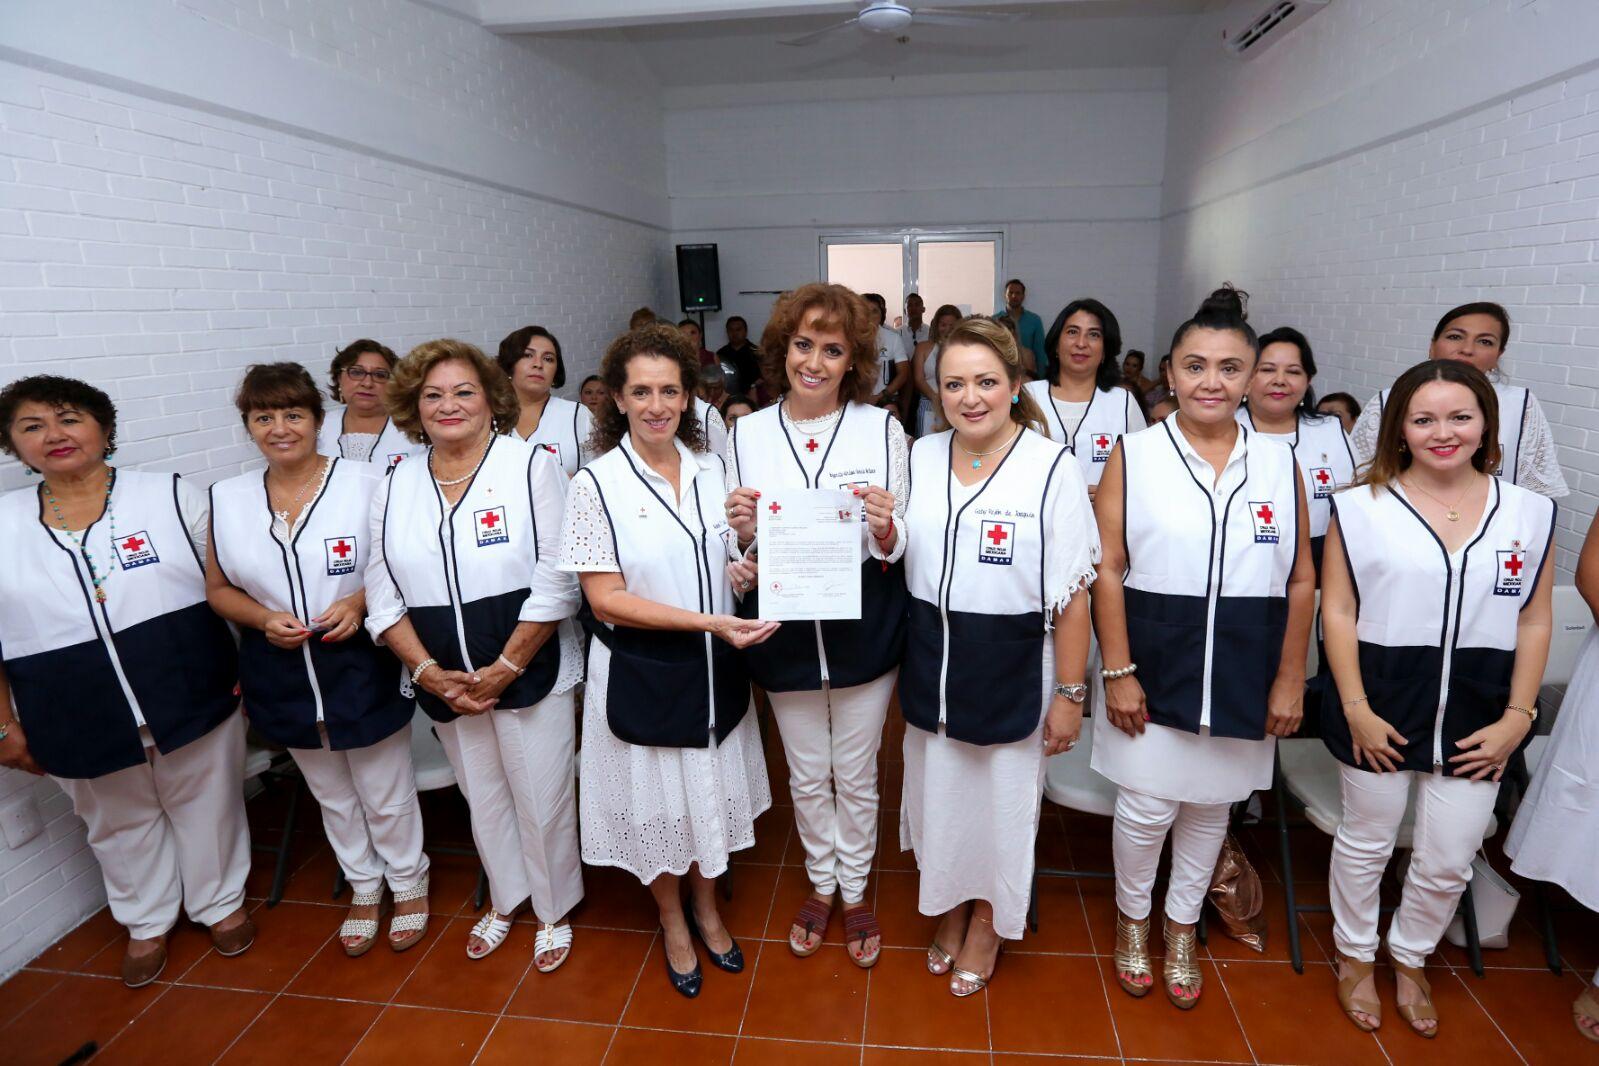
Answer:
[
  {"left": 208, "top": 898, "right": 338, "bottom": 1066},
  {"left": 600, "top": 923, "right": 655, "bottom": 1065},
  {"left": 1204, "top": 943, "right": 1266, "bottom": 1066},
  {"left": 1448, "top": 960, "right": 1532, "bottom": 1066},
  {"left": 1062, "top": 830, "right": 1125, "bottom": 1065},
  {"left": 731, "top": 824, "right": 786, "bottom": 1057}
]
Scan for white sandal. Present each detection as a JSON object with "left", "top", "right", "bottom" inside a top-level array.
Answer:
[
  {"left": 466, "top": 911, "right": 513, "bottom": 960},
  {"left": 388, "top": 874, "right": 430, "bottom": 952},
  {"left": 339, "top": 888, "right": 385, "bottom": 958},
  {"left": 534, "top": 921, "right": 574, "bottom": 973}
]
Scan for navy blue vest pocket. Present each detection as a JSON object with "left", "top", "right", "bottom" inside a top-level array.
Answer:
[
  {"left": 111, "top": 603, "right": 238, "bottom": 756},
  {"left": 238, "top": 629, "right": 321, "bottom": 747},
  {"left": 7, "top": 640, "right": 147, "bottom": 778},
  {"left": 1323, "top": 643, "right": 1443, "bottom": 772},
  {"left": 595, "top": 624, "right": 749, "bottom": 749},
  {"left": 409, "top": 591, "right": 560, "bottom": 722},
  {"left": 899, "top": 598, "right": 945, "bottom": 736},
  {"left": 1124, "top": 588, "right": 1207, "bottom": 734},
  {"left": 1207, "top": 596, "right": 1286, "bottom": 740},
  {"left": 1444, "top": 647, "right": 1521, "bottom": 771},
  {"left": 942, "top": 609, "right": 1042, "bottom": 745}
]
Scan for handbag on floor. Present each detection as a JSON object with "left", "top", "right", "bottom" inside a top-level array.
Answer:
[
  {"left": 1444, "top": 850, "right": 1520, "bottom": 950},
  {"left": 1207, "top": 832, "right": 1267, "bottom": 952}
]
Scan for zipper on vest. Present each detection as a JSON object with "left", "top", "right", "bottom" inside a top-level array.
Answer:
[
  {"left": 440, "top": 511, "right": 474, "bottom": 670},
  {"left": 292, "top": 568, "right": 327, "bottom": 725},
  {"left": 1433, "top": 558, "right": 1461, "bottom": 772},
  {"left": 86, "top": 582, "right": 145, "bottom": 726}
]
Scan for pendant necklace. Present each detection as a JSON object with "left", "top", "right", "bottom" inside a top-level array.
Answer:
[
  {"left": 956, "top": 426, "right": 1022, "bottom": 470},
  {"left": 1402, "top": 477, "right": 1471, "bottom": 522},
  {"left": 43, "top": 468, "right": 117, "bottom": 604},
  {"left": 271, "top": 456, "right": 327, "bottom": 526}
]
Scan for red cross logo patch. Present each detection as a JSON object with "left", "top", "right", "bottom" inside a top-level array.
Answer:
[
  {"left": 1494, "top": 548, "right": 1526, "bottom": 596},
  {"left": 1090, "top": 432, "right": 1114, "bottom": 463},
  {"left": 978, "top": 520, "right": 1016, "bottom": 565},
  {"left": 387, "top": 453, "right": 407, "bottom": 468},
  {"left": 537, "top": 442, "right": 562, "bottom": 464},
  {"left": 112, "top": 530, "right": 159, "bottom": 569},
  {"left": 474, "top": 506, "right": 509, "bottom": 546},
  {"left": 1249, "top": 501, "right": 1280, "bottom": 544},
  {"left": 324, "top": 536, "right": 357, "bottom": 576},
  {"left": 1310, "top": 467, "right": 1335, "bottom": 499}
]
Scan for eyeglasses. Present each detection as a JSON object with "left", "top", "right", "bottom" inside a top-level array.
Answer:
[{"left": 344, "top": 367, "right": 392, "bottom": 383}]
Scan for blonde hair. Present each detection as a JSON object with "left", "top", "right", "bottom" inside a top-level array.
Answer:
[
  {"left": 939, "top": 317, "right": 1049, "bottom": 436},
  {"left": 387, "top": 339, "right": 520, "bottom": 444}
]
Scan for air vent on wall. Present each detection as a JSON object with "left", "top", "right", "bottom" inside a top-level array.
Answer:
[{"left": 1223, "top": 0, "right": 1329, "bottom": 58}]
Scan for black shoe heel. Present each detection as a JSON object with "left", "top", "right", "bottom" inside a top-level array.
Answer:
[{"left": 662, "top": 930, "right": 703, "bottom": 998}]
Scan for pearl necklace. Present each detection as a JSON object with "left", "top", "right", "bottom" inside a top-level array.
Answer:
[
  {"left": 432, "top": 434, "right": 492, "bottom": 487},
  {"left": 43, "top": 468, "right": 117, "bottom": 604}
]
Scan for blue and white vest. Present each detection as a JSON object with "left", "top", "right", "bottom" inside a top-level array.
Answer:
[
  {"left": 1022, "top": 380, "right": 1141, "bottom": 488},
  {"left": 316, "top": 405, "right": 424, "bottom": 468}
]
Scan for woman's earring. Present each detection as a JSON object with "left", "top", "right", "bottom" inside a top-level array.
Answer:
[{"left": 1011, "top": 394, "right": 1020, "bottom": 405}]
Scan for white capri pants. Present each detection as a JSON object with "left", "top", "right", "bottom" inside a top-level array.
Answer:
[
  {"left": 1330, "top": 765, "right": 1498, "bottom": 968},
  {"left": 1112, "top": 786, "right": 1231, "bottom": 925},
  {"left": 767, "top": 669, "right": 896, "bottom": 904},
  {"left": 57, "top": 714, "right": 251, "bottom": 941},
  {"left": 290, "top": 723, "right": 429, "bottom": 896},
  {"left": 435, "top": 689, "right": 584, "bottom": 922}
]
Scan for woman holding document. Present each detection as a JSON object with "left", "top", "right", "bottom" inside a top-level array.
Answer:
[
  {"left": 724, "top": 283, "right": 908, "bottom": 969},
  {"left": 899, "top": 316, "right": 1098, "bottom": 997}
]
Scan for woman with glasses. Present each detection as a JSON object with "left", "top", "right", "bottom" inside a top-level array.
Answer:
[{"left": 318, "top": 339, "right": 426, "bottom": 468}]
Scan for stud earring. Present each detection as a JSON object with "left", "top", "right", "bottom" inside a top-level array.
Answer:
[{"left": 1011, "top": 395, "right": 1020, "bottom": 405}]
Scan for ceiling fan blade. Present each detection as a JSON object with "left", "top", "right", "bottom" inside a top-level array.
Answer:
[
  {"left": 780, "top": 17, "right": 859, "bottom": 47},
  {"left": 914, "top": 8, "right": 1026, "bottom": 26}
]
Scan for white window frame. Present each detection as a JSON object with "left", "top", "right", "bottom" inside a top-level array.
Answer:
[{"left": 819, "top": 228, "right": 1007, "bottom": 314}]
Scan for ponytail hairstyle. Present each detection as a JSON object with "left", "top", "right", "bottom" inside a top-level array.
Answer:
[
  {"left": 940, "top": 316, "right": 1049, "bottom": 437},
  {"left": 1043, "top": 297, "right": 1123, "bottom": 392},
  {"left": 1168, "top": 284, "right": 1258, "bottom": 359},
  {"left": 1356, "top": 359, "right": 1500, "bottom": 490},
  {"left": 1255, "top": 325, "right": 1320, "bottom": 416}
]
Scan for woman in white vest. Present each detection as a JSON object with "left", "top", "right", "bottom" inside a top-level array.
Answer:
[
  {"left": 910, "top": 303, "right": 962, "bottom": 436},
  {"left": 1322, "top": 359, "right": 1555, "bottom": 1038},
  {"left": 208, "top": 363, "right": 428, "bottom": 957},
  {"left": 497, "top": 325, "right": 593, "bottom": 476},
  {"left": 0, "top": 375, "right": 255, "bottom": 989},
  {"left": 1092, "top": 287, "right": 1315, "bottom": 1009},
  {"left": 900, "top": 316, "right": 1098, "bottom": 997},
  {"left": 723, "top": 283, "right": 907, "bottom": 968},
  {"left": 316, "top": 338, "right": 425, "bottom": 468},
  {"left": 1351, "top": 302, "right": 1567, "bottom": 498},
  {"left": 365, "top": 339, "right": 585, "bottom": 970},
  {"left": 1505, "top": 507, "right": 1599, "bottom": 1045},
  {"left": 558, "top": 324, "right": 773, "bottom": 999},
  {"left": 1022, "top": 298, "right": 1147, "bottom": 498}
]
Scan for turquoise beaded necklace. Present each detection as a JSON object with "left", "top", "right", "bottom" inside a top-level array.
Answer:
[{"left": 42, "top": 468, "right": 117, "bottom": 604}]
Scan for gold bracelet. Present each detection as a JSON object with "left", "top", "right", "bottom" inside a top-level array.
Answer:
[
  {"left": 1342, "top": 696, "right": 1369, "bottom": 709},
  {"left": 1507, "top": 704, "right": 1537, "bottom": 722}
]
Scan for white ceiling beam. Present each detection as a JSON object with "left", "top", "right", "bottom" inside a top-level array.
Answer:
[{"left": 478, "top": 0, "right": 1099, "bottom": 34}]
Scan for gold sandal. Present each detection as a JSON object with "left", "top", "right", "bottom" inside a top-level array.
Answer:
[
  {"left": 1573, "top": 985, "right": 1599, "bottom": 1044},
  {"left": 949, "top": 918, "right": 1003, "bottom": 998},
  {"left": 1113, "top": 913, "right": 1153, "bottom": 998},
  {"left": 1163, "top": 922, "right": 1203, "bottom": 1009},
  {"left": 1389, "top": 955, "right": 1438, "bottom": 1039},
  {"left": 1334, "top": 954, "right": 1381, "bottom": 1032}
]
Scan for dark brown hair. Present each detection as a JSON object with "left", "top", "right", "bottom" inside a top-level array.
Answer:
[
  {"left": 589, "top": 324, "right": 706, "bottom": 456},
  {"left": 1432, "top": 301, "right": 1510, "bottom": 349},
  {"left": 496, "top": 325, "right": 566, "bottom": 389},
  {"left": 628, "top": 307, "right": 658, "bottom": 330},
  {"left": 939, "top": 317, "right": 1049, "bottom": 437},
  {"left": 236, "top": 362, "right": 324, "bottom": 424},
  {"left": 757, "top": 283, "right": 879, "bottom": 405},
  {"left": 1356, "top": 359, "right": 1500, "bottom": 489},
  {"left": 387, "top": 339, "right": 520, "bottom": 443},
  {"left": 0, "top": 375, "right": 118, "bottom": 463},
  {"left": 328, "top": 339, "right": 397, "bottom": 402}
]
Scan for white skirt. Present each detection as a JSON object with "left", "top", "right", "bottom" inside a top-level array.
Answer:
[
  {"left": 898, "top": 717, "right": 1047, "bottom": 941},
  {"left": 1506, "top": 631, "right": 1599, "bottom": 911},
  {"left": 578, "top": 640, "right": 771, "bottom": 884},
  {"left": 1091, "top": 715, "right": 1274, "bottom": 805}
]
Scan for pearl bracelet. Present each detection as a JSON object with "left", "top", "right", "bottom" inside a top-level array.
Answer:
[
  {"left": 497, "top": 654, "right": 526, "bottom": 677},
  {"left": 411, "top": 658, "right": 438, "bottom": 685},
  {"left": 1100, "top": 662, "right": 1138, "bottom": 680}
]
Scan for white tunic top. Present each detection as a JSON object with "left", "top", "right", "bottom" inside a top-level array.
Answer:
[
  {"left": 508, "top": 394, "right": 592, "bottom": 477},
  {"left": 316, "top": 405, "right": 425, "bottom": 468}
]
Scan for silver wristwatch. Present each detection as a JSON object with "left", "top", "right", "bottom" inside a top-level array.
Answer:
[{"left": 1053, "top": 682, "right": 1088, "bottom": 704}]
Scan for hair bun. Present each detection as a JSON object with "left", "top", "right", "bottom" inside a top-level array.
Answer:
[{"left": 1198, "top": 284, "right": 1248, "bottom": 321}]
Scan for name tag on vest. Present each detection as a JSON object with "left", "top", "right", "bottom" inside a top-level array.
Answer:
[
  {"left": 114, "top": 531, "right": 160, "bottom": 569},
  {"left": 1089, "top": 433, "right": 1113, "bottom": 462},
  {"left": 1495, "top": 548, "right": 1526, "bottom": 596},
  {"left": 1249, "top": 501, "right": 1280, "bottom": 544},
  {"left": 474, "top": 506, "right": 509, "bottom": 546},
  {"left": 978, "top": 520, "right": 1015, "bottom": 565},
  {"left": 1309, "top": 467, "right": 1335, "bottom": 499},
  {"left": 325, "top": 536, "right": 357, "bottom": 575}
]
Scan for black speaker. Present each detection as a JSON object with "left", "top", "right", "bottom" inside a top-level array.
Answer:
[{"left": 677, "top": 244, "right": 722, "bottom": 314}]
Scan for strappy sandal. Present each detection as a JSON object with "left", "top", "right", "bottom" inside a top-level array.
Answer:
[
  {"left": 339, "top": 888, "right": 385, "bottom": 958},
  {"left": 466, "top": 911, "right": 513, "bottom": 960},
  {"left": 1113, "top": 913, "right": 1153, "bottom": 998},
  {"left": 1163, "top": 922, "right": 1203, "bottom": 1009},
  {"left": 842, "top": 905, "right": 882, "bottom": 969},
  {"left": 788, "top": 896, "right": 833, "bottom": 957},
  {"left": 1575, "top": 985, "right": 1599, "bottom": 1044},
  {"left": 1334, "top": 954, "right": 1381, "bottom": 1032},
  {"left": 1388, "top": 954, "right": 1439, "bottom": 1038},
  {"left": 949, "top": 920, "right": 1003, "bottom": 998},
  {"left": 926, "top": 940, "right": 955, "bottom": 975},
  {"left": 534, "top": 921, "right": 574, "bottom": 973},
  {"left": 388, "top": 875, "right": 429, "bottom": 953}
]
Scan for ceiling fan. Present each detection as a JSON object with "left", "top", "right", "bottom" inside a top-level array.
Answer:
[{"left": 780, "top": 2, "right": 1025, "bottom": 47}]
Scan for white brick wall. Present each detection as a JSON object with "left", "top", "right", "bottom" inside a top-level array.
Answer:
[{"left": 0, "top": 0, "right": 670, "bottom": 980}]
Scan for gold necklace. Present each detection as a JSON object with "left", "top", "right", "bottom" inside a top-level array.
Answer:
[
  {"left": 954, "top": 425, "right": 1021, "bottom": 470},
  {"left": 1402, "top": 476, "right": 1474, "bottom": 522}
]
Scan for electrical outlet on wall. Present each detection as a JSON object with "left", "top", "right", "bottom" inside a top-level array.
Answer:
[{"left": 0, "top": 794, "right": 45, "bottom": 850}]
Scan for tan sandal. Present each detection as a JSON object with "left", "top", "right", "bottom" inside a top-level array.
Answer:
[
  {"left": 1334, "top": 954, "right": 1381, "bottom": 1032},
  {"left": 1163, "top": 922, "right": 1203, "bottom": 1009},
  {"left": 1574, "top": 985, "right": 1599, "bottom": 1044},
  {"left": 339, "top": 888, "right": 385, "bottom": 958},
  {"left": 1113, "top": 913, "right": 1153, "bottom": 998},
  {"left": 949, "top": 922, "right": 1003, "bottom": 998},
  {"left": 1389, "top": 954, "right": 1438, "bottom": 1038},
  {"left": 388, "top": 875, "right": 429, "bottom": 953}
]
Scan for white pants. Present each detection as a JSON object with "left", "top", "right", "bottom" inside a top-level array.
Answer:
[
  {"left": 290, "top": 723, "right": 429, "bottom": 896},
  {"left": 1112, "top": 786, "right": 1231, "bottom": 925},
  {"left": 57, "top": 714, "right": 251, "bottom": 941},
  {"left": 768, "top": 669, "right": 895, "bottom": 903},
  {"left": 435, "top": 690, "right": 583, "bottom": 922},
  {"left": 1330, "top": 765, "right": 1498, "bottom": 968}
]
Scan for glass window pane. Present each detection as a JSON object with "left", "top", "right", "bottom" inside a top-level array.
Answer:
[
  {"left": 915, "top": 241, "right": 997, "bottom": 318},
  {"left": 824, "top": 242, "right": 903, "bottom": 317}
]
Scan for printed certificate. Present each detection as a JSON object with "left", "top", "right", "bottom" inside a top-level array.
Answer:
[{"left": 756, "top": 488, "right": 862, "bottom": 622}]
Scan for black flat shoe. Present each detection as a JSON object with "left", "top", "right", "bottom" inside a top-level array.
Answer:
[
  {"left": 663, "top": 938, "right": 703, "bottom": 998},
  {"left": 687, "top": 912, "right": 744, "bottom": 974}
]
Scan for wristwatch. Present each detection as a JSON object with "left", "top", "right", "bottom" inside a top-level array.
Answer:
[{"left": 1054, "top": 682, "right": 1088, "bottom": 704}]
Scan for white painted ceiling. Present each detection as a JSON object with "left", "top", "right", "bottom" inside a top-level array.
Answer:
[{"left": 501, "top": 1, "right": 1212, "bottom": 89}]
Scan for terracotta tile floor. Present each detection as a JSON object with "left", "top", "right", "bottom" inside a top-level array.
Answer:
[{"left": 5, "top": 707, "right": 1598, "bottom": 1065}]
